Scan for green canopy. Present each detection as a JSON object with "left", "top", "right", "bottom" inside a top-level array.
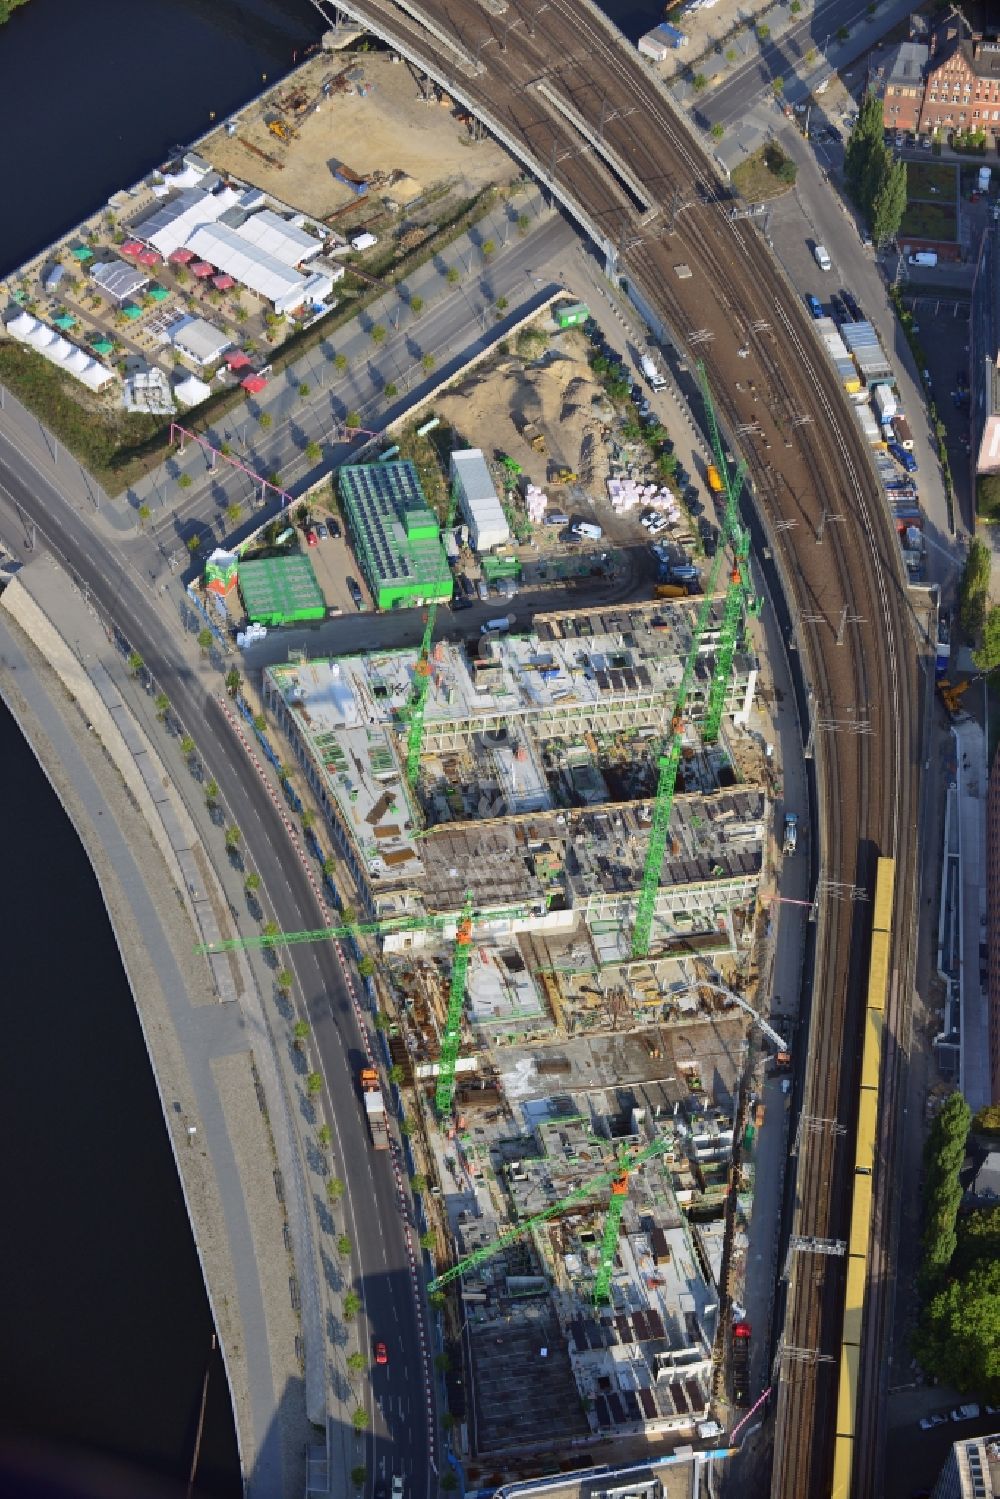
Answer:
[
  {"left": 71, "top": 245, "right": 93, "bottom": 262},
  {"left": 148, "top": 284, "right": 170, "bottom": 302},
  {"left": 90, "top": 337, "right": 113, "bottom": 355},
  {"left": 122, "top": 304, "right": 143, "bottom": 321},
  {"left": 53, "top": 313, "right": 77, "bottom": 330}
]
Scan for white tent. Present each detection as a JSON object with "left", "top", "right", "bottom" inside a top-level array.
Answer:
[
  {"left": 77, "top": 361, "right": 116, "bottom": 392},
  {"left": 174, "top": 373, "right": 212, "bottom": 407},
  {"left": 50, "top": 336, "right": 74, "bottom": 364},
  {"left": 131, "top": 186, "right": 232, "bottom": 259},
  {"left": 64, "top": 348, "right": 92, "bottom": 374},
  {"left": 6, "top": 311, "right": 36, "bottom": 340},
  {"left": 235, "top": 209, "right": 323, "bottom": 268},
  {"left": 184, "top": 222, "right": 322, "bottom": 313}
]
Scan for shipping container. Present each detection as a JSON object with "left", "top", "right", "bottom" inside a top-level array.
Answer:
[
  {"left": 891, "top": 413, "right": 914, "bottom": 450},
  {"left": 873, "top": 386, "right": 897, "bottom": 423}
]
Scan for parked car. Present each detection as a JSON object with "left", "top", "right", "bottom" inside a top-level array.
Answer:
[
  {"left": 919, "top": 1414, "right": 947, "bottom": 1431},
  {"left": 957, "top": 368, "right": 969, "bottom": 391},
  {"left": 451, "top": 594, "right": 473, "bottom": 611},
  {"left": 374, "top": 1340, "right": 388, "bottom": 1366},
  {"left": 647, "top": 516, "right": 668, "bottom": 537},
  {"left": 328, "top": 519, "right": 342, "bottom": 539},
  {"left": 806, "top": 294, "right": 824, "bottom": 319},
  {"left": 841, "top": 289, "right": 862, "bottom": 321},
  {"left": 827, "top": 125, "right": 843, "bottom": 143},
  {"left": 950, "top": 1404, "right": 980, "bottom": 1423},
  {"left": 830, "top": 293, "right": 848, "bottom": 322},
  {"left": 458, "top": 573, "right": 474, "bottom": 597},
  {"left": 305, "top": 528, "right": 319, "bottom": 547},
  {"left": 346, "top": 577, "right": 365, "bottom": 609},
  {"left": 316, "top": 522, "right": 329, "bottom": 540},
  {"left": 860, "top": 229, "right": 873, "bottom": 249}
]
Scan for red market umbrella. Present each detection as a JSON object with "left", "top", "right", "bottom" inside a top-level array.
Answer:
[
  {"left": 212, "top": 273, "right": 236, "bottom": 291},
  {"left": 241, "top": 374, "right": 267, "bottom": 394},
  {"left": 225, "top": 351, "right": 252, "bottom": 370},
  {"left": 191, "top": 261, "right": 215, "bottom": 279},
  {"left": 121, "top": 240, "right": 144, "bottom": 255},
  {"left": 169, "top": 247, "right": 195, "bottom": 264}
]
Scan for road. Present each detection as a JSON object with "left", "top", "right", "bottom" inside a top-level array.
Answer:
[
  {"left": 0, "top": 434, "right": 432, "bottom": 1499},
  {"left": 309, "top": 0, "right": 924, "bottom": 1494}
]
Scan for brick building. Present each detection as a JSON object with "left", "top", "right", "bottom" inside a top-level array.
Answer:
[
  {"left": 870, "top": 42, "right": 928, "bottom": 134},
  {"left": 919, "top": 24, "right": 1000, "bottom": 141}
]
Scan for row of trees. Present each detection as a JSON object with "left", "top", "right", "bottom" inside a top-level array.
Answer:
[
  {"left": 844, "top": 91, "right": 908, "bottom": 248},
  {"left": 914, "top": 1094, "right": 1000, "bottom": 1399},
  {"left": 957, "top": 537, "right": 1000, "bottom": 671}
]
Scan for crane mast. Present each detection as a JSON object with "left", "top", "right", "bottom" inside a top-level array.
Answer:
[{"left": 405, "top": 476, "right": 462, "bottom": 789}]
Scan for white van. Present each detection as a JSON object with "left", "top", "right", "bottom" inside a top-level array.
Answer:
[
  {"left": 481, "top": 614, "right": 514, "bottom": 635},
  {"left": 908, "top": 251, "right": 938, "bottom": 267},
  {"left": 813, "top": 244, "right": 832, "bottom": 271},
  {"left": 572, "top": 521, "right": 603, "bottom": 540}
]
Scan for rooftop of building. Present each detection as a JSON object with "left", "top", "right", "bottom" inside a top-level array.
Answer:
[
  {"left": 498, "top": 1462, "right": 702, "bottom": 1499},
  {"left": 337, "top": 460, "right": 452, "bottom": 599},
  {"left": 237, "top": 551, "right": 325, "bottom": 624},
  {"left": 875, "top": 39, "right": 930, "bottom": 87}
]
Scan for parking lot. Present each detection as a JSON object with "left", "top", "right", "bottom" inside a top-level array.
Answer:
[{"left": 900, "top": 295, "right": 973, "bottom": 532}]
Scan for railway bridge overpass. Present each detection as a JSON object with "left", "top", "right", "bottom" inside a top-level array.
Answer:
[{"left": 309, "top": 0, "right": 927, "bottom": 1493}]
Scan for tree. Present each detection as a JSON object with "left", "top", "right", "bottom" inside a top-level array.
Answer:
[
  {"left": 421, "top": 353, "right": 436, "bottom": 373},
  {"left": 420, "top": 1231, "right": 436, "bottom": 1252},
  {"left": 293, "top": 1020, "right": 310, "bottom": 1046},
  {"left": 805, "top": 47, "right": 816, "bottom": 63},
  {"left": 410, "top": 1173, "right": 427, "bottom": 1194},
  {"left": 299, "top": 382, "right": 311, "bottom": 398},
  {"left": 973, "top": 607, "right": 1000, "bottom": 673},
  {"left": 389, "top": 1064, "right": 405, "bottom": 1085},
  {"left": 496, "top": 295, "right": 508, "bottom": 311},
  {"left": 410, "top": 295, "right": 424, "bottom": 316},
  {"left": 317, "top": 1123, "right": 332, "bottom": 1150},
  {"left": 434, "top": 1351, "right": 450, "bottom": 1373},
  {"left": 262, "top": 920, "right": 280, "bottom": 941},
  {"left": 772, "top": 76, "right": 784, "bottom": 95},
  {"left": 481, "top": 238, "right": 496, "bottom": 259},
  {"left": 370, "top": 323, "right": 387, "bottom": 344},
  {"left": 920, "top": 1092, "right": 971, "bottom": 1289},
  {"left": 756, "top": 22, "right": 769, "bottom": 39},
  {"left": 245, "top": 871, "right": 261, "bottom": 892},
  {"left": 837, "top": 24, "right": 849, "bottom": 40},
  {"left": 347, "top": 1354, "right": 367, "bottom": 1376},
  {"left": 446, "top": 266, "right": 460, "bottom": 285},
  {"left": 440, "top": 1474, "right": 458, "bottom": 1492},
  {"left": 278, "top": 762, "right": 294, "bottom": 784},
  {"left": 225, "top": 667, "right": 241, "bottom": 696},
  {"left": 154, "top": 691, "right": 170, "bottom": 720},
  {"left": 871, "top": 156, "right": 907, "bottom": 248},
  {"left": 181, "top": 735, "right": 196, "bottom": 757},
  {"left": 358, "top": 956, "right": 375, "bottom": 979},
  {"left": 306, "top": 1072, "right": 323, "bottom": 1095},
  {"left": 384, "top": 382, "right": 398, "bottom": 398},
  {"left": 441, "top": 1411, "right": 456, "bottom": 1431},
  {"left": 692, "top": 73, "right": 707, "bottom": 92},
  {"left": 205, "top": 778, "right": 219, "bottom": 805},
  {"left": 518, "top": 212, "right": 531, "bottom": 234},
  {"left": 345, "top": 411, "right": 361, "bottom": 429},
  {"left": 710, "top": 122, "right": 725, "bottom": 140},
  {"left": 953, "top": 1204, "right": 1000, "bottom": 1278},
  {"left": 337, "top": 1232, "right": 351, "bottom": 1255},
  {"left": 253, "top": 714, "right": 267, "bottom": 733},
  {"left": 323, "top": 857, "right": 337, "bottom": 878},
  {"left": 327, "top": 1177, "right": 346, "bottom": 1201},
  {"left": 197, "top": 627, "right": 213, "bottom": 656},
  {"left": 845, "top": 90, "right": 888, "bottom": 217},
  {"left": 334, "top": 352, "right": 348, "bottom": 373},
  {"left": 959, "top": 537, "right": 991, "bottom": 639},
  {"left": 306, "top": 440, "right": 321, "bottom": 462},
  {"left": 343, "top": 1290, "right": 361, "bottom": 1317},
  {"left": 973, "top": 1104, "right": 1000, "bottom": 1133},
  {"left": 352, "top": 1407, "right": 369, "bottom": 1432},
  {"left": 399, "top": 1118, "right": 414, "bottom": 1138},
  {"left": 790, "top": 0, "right": 801, "bottom": 11},
  {"left": 914, "top": 1257, "right": 1000, "bottom": 1398},
  {"left": 301, "top": 808, "right": 315, "bottom": 831},
  {"left": 224, "top": 825, "right": 242, "bottom": 851},
  {"left": 258, "top": 411, "right": 273, "bottom": 430},
  {"left": 186, "top": 533, "right": 201, "bottom": 555},
  {"left": 127, "top": 649, "right": 144, "bottom": 677},
  {"left": 226, "top": 502, "right": 242, "bottom": 527},
  {"left": 138, "top": 502, "right": 151, "bottom": 528},
  {"left": 178, "top": 473, "right": 193, "bottom": 490},
  {"left": 374, "top": 1010, "right": 391, "bottom": 1031}
]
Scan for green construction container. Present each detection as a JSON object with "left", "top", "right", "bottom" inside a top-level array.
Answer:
[
  {"left": 554, "top": 301, "right": 589, "bottom": 329},
  {"left": 237, "top": 552, "right": 326, "bottom": 626}
]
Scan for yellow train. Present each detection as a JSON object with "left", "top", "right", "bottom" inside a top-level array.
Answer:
[{"left": 831, "top": 856, "right": 894, "bottom": 1499}]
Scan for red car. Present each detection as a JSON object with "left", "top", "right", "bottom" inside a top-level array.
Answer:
[
  {"left": 374, "top": 1340, "right": 388, "bottom": 1366},
  {"left": 305, "top": 528, "right": 319, "bottom": 547}
]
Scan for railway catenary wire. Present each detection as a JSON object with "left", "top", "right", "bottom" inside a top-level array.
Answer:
[{"left": 328, "top": 0, "right": 921, "bottom": 1488}]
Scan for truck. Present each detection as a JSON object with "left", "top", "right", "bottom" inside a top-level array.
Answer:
[
  {"left": 640, "top": 352, "right": 667, "bottom": 391},
  {"left": 890, "top": 413, "right": 914, "bottom": 451},
  {"left": 782, "top": 811, "right": 798, "bottom": 856},
  {"left": 706, "top": 463, "right": 724, "bottom": 494},
  {"left": 360, "top": 1067, "right": 390, "bottom": 1150},
  {"left": 655, "top": 582, "right": 688, "bottom": 598},
  {"left": 979, "top": 166, "right": 992, "bottom": 194},
  {"left": 872, "top": 385, "right": 897, "bottom": 423}
]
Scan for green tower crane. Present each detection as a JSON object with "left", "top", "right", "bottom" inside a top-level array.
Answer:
[
  {"left": 405, "top": 476, "right": 463, "bottom": 789},
  {"left": 434, "top": 894, "right": 475, "bottom": 1118},
  {"left": 427, "top": 1134, "right": 673, "bottom": 1295},
  {"left": 630, "top": 367, "right": 753, "bottom": 960}
]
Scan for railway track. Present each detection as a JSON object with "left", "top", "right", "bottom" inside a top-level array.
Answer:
[{"left": 323, "top": 0, "right": 924, "bottom": 1489}]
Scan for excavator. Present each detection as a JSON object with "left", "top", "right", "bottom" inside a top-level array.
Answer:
[{"left": 938, "top": 675, "right": 984, "bottom": 719}]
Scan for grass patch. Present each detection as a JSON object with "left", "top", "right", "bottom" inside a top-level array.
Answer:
[
  {"left": 0, "top": 184, "right": 516, "bottom": 497},
  {"left": 731, "top": 143, "right": 796, "bottom": 202},
  {"left": 898, "top": 200, "right": 958, "bottom": 241},
  {"left": 905, "top": 160, "right": 957, "bottom": 199}
]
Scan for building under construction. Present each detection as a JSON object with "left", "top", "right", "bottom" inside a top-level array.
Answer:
[{"left": 261, "top": 596, "right": 766, "bottom": 968}]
